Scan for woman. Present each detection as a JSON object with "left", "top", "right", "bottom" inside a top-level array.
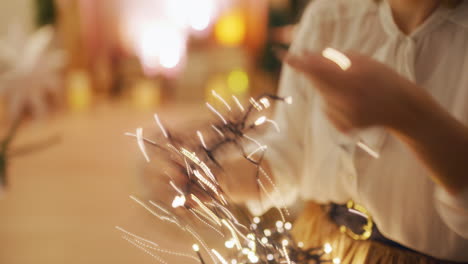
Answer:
[{"left": 245, "top": 0, "right": 468, "bottom": 262}]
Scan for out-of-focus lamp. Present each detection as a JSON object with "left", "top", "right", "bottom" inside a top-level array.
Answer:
[{"left": 214, "top": 9, "right": 246, "bottom": 46}]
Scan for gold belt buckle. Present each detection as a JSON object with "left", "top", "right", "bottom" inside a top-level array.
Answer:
[{"left": 339, "top": 200, "right": 373, "bottom": 241}]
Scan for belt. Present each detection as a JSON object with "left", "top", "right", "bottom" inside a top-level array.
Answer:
[{"left": 325, "top": 201, "right": 464, "bottom": 264}]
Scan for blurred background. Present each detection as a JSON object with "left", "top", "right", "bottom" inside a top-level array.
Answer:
[{"left": 0, "top": 0, "right": 309, "bottom": 263}]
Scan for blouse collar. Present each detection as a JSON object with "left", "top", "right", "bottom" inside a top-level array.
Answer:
[{"left": 378, "top": 0, "right": 454, "bottom": 41}]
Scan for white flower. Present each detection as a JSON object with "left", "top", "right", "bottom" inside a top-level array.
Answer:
[{"left": 0, "top": 25, "right": 66, "bottom": 120}]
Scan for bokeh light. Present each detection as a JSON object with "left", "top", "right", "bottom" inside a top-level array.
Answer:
[
  {"left": 215, "top": 9, "right": 246, "bottom": 46},
  {"left": 121, "top": 0, "right": 230, "bottom": 76},
  {"left": 188, "top": 0, "right": 215, "bottom": 31},
  {"left": 228, "top": 69, "right": 249, "bottom": 95}
]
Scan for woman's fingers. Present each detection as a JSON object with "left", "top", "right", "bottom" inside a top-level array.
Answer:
[{"left": 284, "top": 51, "right": 347, "bottom": 92}]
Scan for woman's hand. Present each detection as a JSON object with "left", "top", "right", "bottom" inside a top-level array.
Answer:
[
  {"left": 284, "top": 48, "right": 468, "bottom": 194},
  {"left": 283, "top": 49, "right": 427, "bottom": 133}
]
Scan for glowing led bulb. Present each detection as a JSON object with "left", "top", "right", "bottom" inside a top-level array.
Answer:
[
  {"left": 192, "top": 244, "right": 200, "bottom": 252},
  {"left": 248, "top": 241, "right": 255, "bottom": 249},
  {"left": 298, "top": 242, "right": 304, "bottom": 248},
  {"left": 248, "top": 254, "right": 259, "bottom": 263},
  {"left": 171, "top": 195, "right": 186, "bottom": 208},
  {"left": 267, "top": 254, "right": 274, "bottom": 261},
  {"left": 324, "top": 243, "right": 333, "bottom": 254},
  {"left": 275, "top": 221, "right": 284, "bottom": 229},
  {"left": 261, "top": 237, "right": 268, "bottom": 244},
  {"left": 285, "top": 96, "right": 293, "bottom": 104},
  {"left": 254, "top": 116, "right": 267, "bottom": 126},
  {"left": 333, "top": 258, "right": 341, "bottom": 264},
  {"left": 259, "top": 98, "right": 271, "bottom": 108},
  {"left": 264, "top": 229, "right": 272, "bottom": 237},
  {"left": 284, "top": 222, "right": 292, "bottom": 230},
  {"left": 253, "top": 217, "right": 261, "bottom": 224},
  {"left": 282, "top": 239, "right": 289, "bottom": 246},
  {"left": 225, "top": 240, "right": 235, "bottom": 249}
]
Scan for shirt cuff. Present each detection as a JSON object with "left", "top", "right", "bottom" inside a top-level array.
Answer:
[{"left": 435, "top": 186, "right": 468, "bottom": 238}]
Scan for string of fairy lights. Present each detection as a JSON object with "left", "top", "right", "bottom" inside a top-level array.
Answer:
[{"left": 118, "top": 93, "right": 342, "bottom": 264}]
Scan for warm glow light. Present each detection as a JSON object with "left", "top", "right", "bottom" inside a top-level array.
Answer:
[
  {"left": 333, "top": 258, "right": 341, "bottom": 264},
  {"left": 254, "top": 116, "right": 267, "bottom": 126},
  {"left": 215, "top": 9, "right": 246, "bottom": 46},
  {"left": 121, "top": 0, "right": 228, "bottom": 76},
  {"left": 324, "top": 243, "right": 332, "bottom": 254},
  {"left": 275, "top": 221, "right": 284, "bottom": 228},
  {"left": 138, "top": 30, "right": 159, "bottom": 70},
  {"left": 248, "top": 253, "right": 259, "bottom": 263},
  {"left": 171, "top": 195, "right": 186, "bottom": 208},
  {"left": 228, "top": 69, "right": 249, "bottom": 94},
  {"left": 225, "top": 240, "right": 235, "bottom": 249},
  {"left": 137, "top": 25, "right": 185, "bottom": 73},
  {"left": 192, "top": 244, "right": 200, "bottom": 252},
  {"left": 189, "top": 0, "right": 215, "bottom": 31},
  {"left": 248, "top": 240, "right": 255, "bottom": 249},
  {"left": 160, "top": 47, "right": 182, "bottom": 69}
]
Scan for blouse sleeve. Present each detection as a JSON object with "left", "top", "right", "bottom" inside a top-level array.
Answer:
[
  {"left": 435, "top": 187, "right": 468, "bottom": 238},
  {"left": 434, "top": 78, "right": 468, "bottom": 238},
  {"left": 246, "top": 3, "right": 327, "bottom": 215}
]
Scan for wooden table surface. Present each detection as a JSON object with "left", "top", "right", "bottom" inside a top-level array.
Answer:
[{"left": 0, "top": 102, "right": 214, "bottom": 264}]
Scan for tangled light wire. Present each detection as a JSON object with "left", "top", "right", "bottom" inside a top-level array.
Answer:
[{"left": 119, "top": 93, "right": 341, "bottom": 264}]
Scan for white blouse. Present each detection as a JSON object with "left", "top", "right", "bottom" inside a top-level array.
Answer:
[{"left": 248, "top": 0, "right": 468, "bottom": 261}]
